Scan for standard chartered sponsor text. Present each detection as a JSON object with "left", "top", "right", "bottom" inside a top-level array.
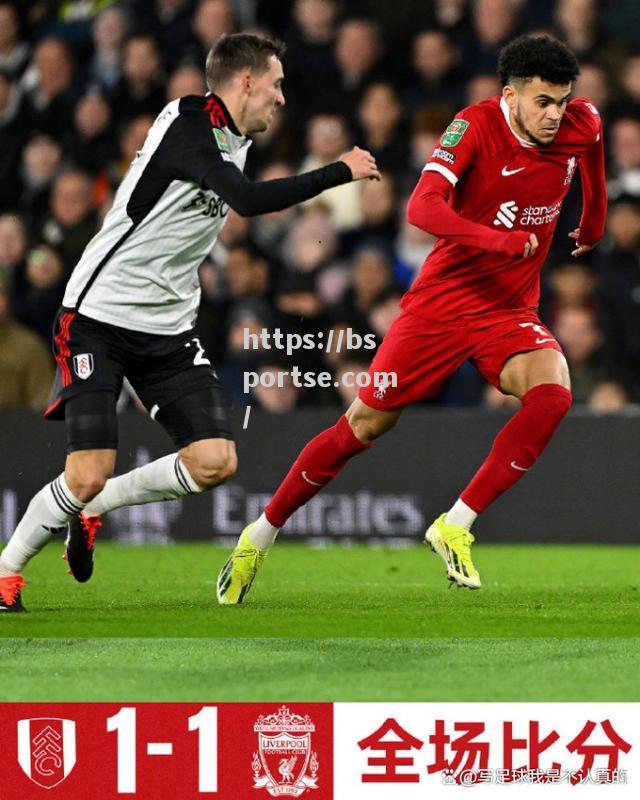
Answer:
[{"left": 243, "top": 366, "right": 397, "bottom": 394}]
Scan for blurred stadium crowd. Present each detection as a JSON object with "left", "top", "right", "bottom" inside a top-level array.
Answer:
[{"left": 1, "top": 0, "right": 640, "bottom": 415}]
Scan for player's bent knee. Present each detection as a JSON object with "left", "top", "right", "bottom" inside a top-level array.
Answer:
[
  {"left": 64, "top": 450, "right": 115, "bottom": 502},
  {"left": 180, "top": 442, "right": 237, "bottom": 489},
  {"left": 346, "top": 402, "right": 399, "bottom": 443},
  {"left": 65, "top": 471, "right": 110, "bottom": 503}
]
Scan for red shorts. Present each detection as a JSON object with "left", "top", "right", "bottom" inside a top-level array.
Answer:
[{"left": 359, "top": 308, "right": 563, "bottom": 411}]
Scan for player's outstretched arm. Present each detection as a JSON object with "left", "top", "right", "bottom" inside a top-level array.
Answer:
[
  {"left": 202, "top": 147, "right": 379, "bottom": 217},
  {"left": 569, "top": 132, "right": 607, "bottom": 257},
  {"left": 407, "top": 170, "right": 536, "bottom": 258}
]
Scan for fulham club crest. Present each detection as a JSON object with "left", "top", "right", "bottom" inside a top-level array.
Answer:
[
  {"left": 252, "top": 706, "right": 319, "bottom": 797},
  {"left": 17, "top": 718, "right": 76, "bottom": 789},
  {"left": 73, "top": 353, "right": 94, "bottom": 380}
]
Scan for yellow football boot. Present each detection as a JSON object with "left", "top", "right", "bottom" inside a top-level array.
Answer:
[
  {"left": 216, "top": 524, "right": 267, "bottom": 605},
  {"left": 425, "top": 513, "right": 481, "bottom": 589}
]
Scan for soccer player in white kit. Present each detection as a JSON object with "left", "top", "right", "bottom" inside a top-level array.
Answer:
[{"left": 0, "top": 33, "right": 379, "bottom": 611}]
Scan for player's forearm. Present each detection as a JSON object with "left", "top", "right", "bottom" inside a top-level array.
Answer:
[
  {"left": 202, "top": 161, "right": 352, "bottom": 216},
  {"left": 407, "top": 173, "right": 526, "bottom": 257},
  {"left": 577, "top": 134, "right": 607, "bottom": 246}
]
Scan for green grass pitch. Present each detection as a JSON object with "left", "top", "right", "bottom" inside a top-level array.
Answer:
[{"left": 1, "top": 541, "right": 638, "bottom": 701}]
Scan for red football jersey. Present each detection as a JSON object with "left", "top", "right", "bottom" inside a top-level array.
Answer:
[{"left": 402, "top": 96, "right": 604, "bottom": 320}]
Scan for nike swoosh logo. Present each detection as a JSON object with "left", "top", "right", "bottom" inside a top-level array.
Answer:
[
  {"left": 535, "top": 337, "right": 556, "bottom": 344},
  {"left": 501, "top": 166, "right": 526, "bottom": 176},
  {"left": 301, "top": 471, "right": 323, "bottom": 486},
  {"left": 510, "top": 461, "right": 529, "bottom": 472}
]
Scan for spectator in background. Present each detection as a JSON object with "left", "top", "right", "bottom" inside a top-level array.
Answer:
[
  {"left": 166, "top": 64, "right": 206, "bottom": 101},
  {"left": 284, "top": 0, "right": 341, "bottom": 123},
  {"left": 614, "top": 53, "right": 640, "bottom": 119},
  {"left": 23, "top": 38, "right": 76, "bottom": 142},
  {"left": 250, "top": 162, "right": 300, "bottom": 257},
  {"left": 329, "top": 241, "right": 395, "bottom": 339},
  {"left": 350, "top": 173, "right": 398, "bottom": 249},
  {"left": 198, "top": 241, "right": 273, "bottom": 375},
  {"left": 88, "top": 4, "right": 128, "bottom": 96},
  {"left": 282, "top": 205, "right": 340, "bottom": 279},
  {"left": 12, "top": 244, "right": 65, "bottom": 343},
  {"left": 333, "top": 18, "right": 386, "bottom": 121},
  {"left": 594, "top": 194, "right": 640, "bottom": 373},
  {"left": 112, "top": 34, "right": 165, "bottom": 126},
  {"left": 367, "top": 287, "right": 402, "bottom": 341},
  {"left": 333, "top": 357, "right": 372, "bottom": 408},
  {"left": 113, "top": 114, "right": 154, "bottom": 180},
  {"left": 252, "top": 364, "right": 302, "bottom": 413},
  {"left": 222, "top": 304, "right": 274, "bottom": 406},
  {"left": 19, "top": 135, "right": 62, "bottom": 235},
  {"left": 607, "top": 117, "right": 640, "bottom": 198},
  {"left": 357, "top": 83, "right": 409, "bottom": 179},
  {"left": 38, "top": 170, "right": 98, "bottom": 273},
  {"left": 300, "top": 114, "right": 363, "bottom": 231},
  {"left": 553, "top": 306, "right": 607, "bottom": 403},
  {"left": 588, "top": 378, "right": 635, "bottom": 413},
  {"left": 466, "top": 0, "right": 519, "bottom": 75},
  {"left": 406, "top": 29, "right": 465, "bottom": 113},
  {"left": 466, "top": 73, "right": 501, "bottom": 105},
  {"left": 185, "top": 0, "right": 235, "bottom": 68},
  {"left": 224, "top": 240, "right": 271, "bottom": 303},
  {"left": 0, "top": 3, "right": 30, "bottom": 79},
  {"left": 407, "top": 107, "right": 452, "bottom": 182},
  {"left": 0, "top": 71, "right": 29, "bottom": 212},
  {"left": 275, "top": 271, "right": 329, "bottom": 376},
  {"left": 71, "top": 91, "right": 117, "bottom": 176},
  {"left": 554, "top": 0, "right": 628, "bottom": 80},
  {"left": 0, "top": 213, "right": 28, "bottom": 299},
  {"left": 394, "top": 210, "right": 437, "bottom": 286},
  {"left": 542, "top": 260, "right": 621, "bottom": 366},
  {"left": 572, "top": 62, "right": 611, "bottom": 117},
  {"left": 0, "top": 276, "right": 54, "bottom": 412},
  {"left": 136, "top": 0, "right": 198, "bottom": 72}
]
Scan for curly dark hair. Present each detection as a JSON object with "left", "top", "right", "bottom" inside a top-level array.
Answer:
[{"left": 498, "top": 35, "right": 580, "bottom": 87}]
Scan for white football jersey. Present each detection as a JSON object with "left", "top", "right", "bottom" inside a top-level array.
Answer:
[{"left": 63, "top": 94, "right": 251, "bottom": 335}]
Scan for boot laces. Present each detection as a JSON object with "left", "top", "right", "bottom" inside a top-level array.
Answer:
[
  {"left": 80, "top": 514, "right": 102, "bottom": 550},
  {"left": 0, "top": 575, "right": 26, "bottom": 605}
]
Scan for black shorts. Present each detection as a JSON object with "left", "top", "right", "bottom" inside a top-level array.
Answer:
[{"left": 45, "top": 310, "right": 232, "bottom": 449}]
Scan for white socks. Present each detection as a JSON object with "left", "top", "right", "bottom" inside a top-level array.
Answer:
[
  {"left": 0, "top": 474, "right": 85, "bottom": 576},
  {"left": 85, "top": 454, "right": 202, "bottom": 516},
  {"left": 246, "top": 512, "right": 279, "bottom": 550},
  {"left": 445, "top": 499, "right": 478, "bottom": 530}
]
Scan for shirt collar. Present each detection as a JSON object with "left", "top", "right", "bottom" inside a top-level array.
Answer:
[
  {"left": 500, "top": 96, "right": 536, "bottom": 148},
  {"left": 206, "top": 92, "right": 242, "bottom": 137}
]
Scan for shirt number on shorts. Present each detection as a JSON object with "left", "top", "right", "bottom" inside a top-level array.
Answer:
[
  {"left": 519, "top": 322, "right": 555, "bottom": 344},
  {"left": 185, "top": 337, "right": 211, "bottom": 366}
]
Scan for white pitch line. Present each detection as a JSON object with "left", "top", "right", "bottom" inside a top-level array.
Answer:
[{"left": 243, "top": 405, "right": 251, "bottom": 429}]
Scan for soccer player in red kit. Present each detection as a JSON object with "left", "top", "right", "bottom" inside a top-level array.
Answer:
[{"left": 217, "top": 35, "right": 607, "bottom": 603}]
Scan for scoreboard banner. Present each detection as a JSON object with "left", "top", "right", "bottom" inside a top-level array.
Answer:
[{"left": 0, "top": 703, "right": 637, "bottom": 799}]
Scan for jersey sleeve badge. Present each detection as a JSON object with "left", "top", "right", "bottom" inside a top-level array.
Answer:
[
  {"left": 440, "top": 119, "right": 469, "bottom": 147},
  {"left": 213, "top": 128, "right": 231, "bottom": 154}
]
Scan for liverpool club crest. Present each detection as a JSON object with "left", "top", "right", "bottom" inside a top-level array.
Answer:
[
  {"left": 17, "top": 718, "right": 76, "bottom": 789},
  {"left": 252, "top": 706, "right": 319, "bottom": 797}
]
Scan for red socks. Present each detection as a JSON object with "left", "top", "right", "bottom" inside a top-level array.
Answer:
[
  {"left": 265, "top": 415, "right": 371, "bottom": 527},
  {"left": 461, "top": 384, "right": 572, "bottom": 513},
  {"left": 265, "top": 384, "right": 571, "bottom": 527}
]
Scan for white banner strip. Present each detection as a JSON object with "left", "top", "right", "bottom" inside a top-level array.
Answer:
[{"left": 334, "top": 703, "right": 639, "bottom": 799}]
